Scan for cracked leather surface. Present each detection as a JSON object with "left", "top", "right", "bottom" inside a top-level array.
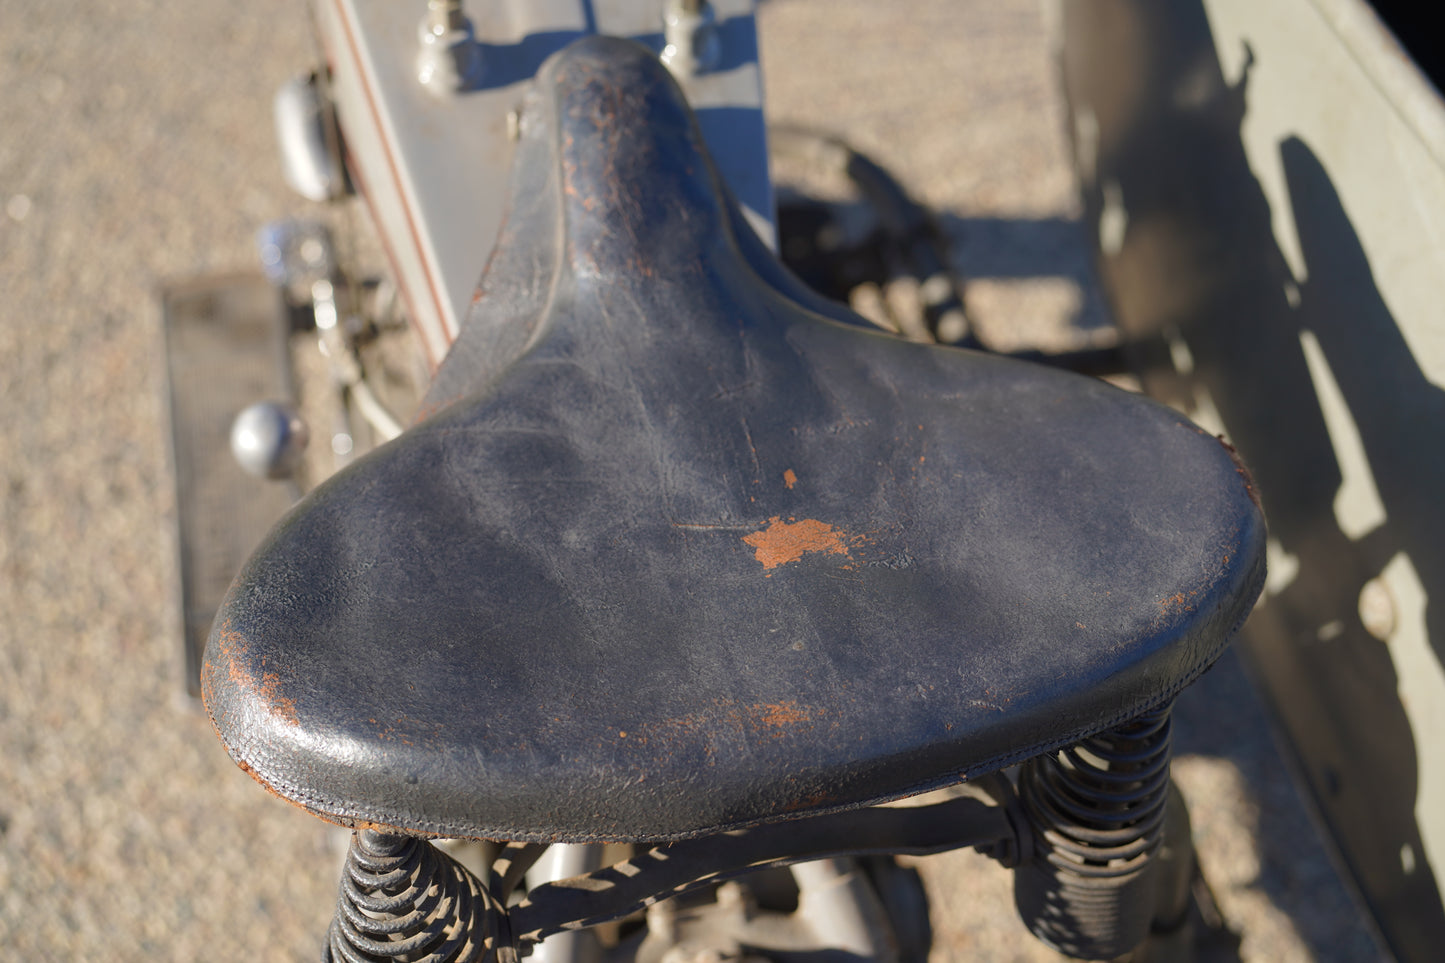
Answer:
[{"left": 203, "top": 36, "right": 1266, "bottom": 842}]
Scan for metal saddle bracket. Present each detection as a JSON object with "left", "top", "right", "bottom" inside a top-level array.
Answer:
[{"left": 203, "top": 35, "right": 1266, "bottom": 962}]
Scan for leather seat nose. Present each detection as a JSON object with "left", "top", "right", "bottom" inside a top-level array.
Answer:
[{"left": 203, "top": 35, "right": 1265, "bottom": 843}]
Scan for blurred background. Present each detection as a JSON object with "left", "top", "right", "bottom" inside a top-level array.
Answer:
[{"left": 0, "top": 0, "right": 1386, "bottom": 959}]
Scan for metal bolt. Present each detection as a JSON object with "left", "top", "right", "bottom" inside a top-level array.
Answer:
[
  {"left": 1358, "top": 577, "right": 1395, "bottom": 641},
  {"left": 417, "top": 0, "right": 485, "bottom": 95},
  {"left": 423, "top": 0, "right": 466, "bottom": 34},
  {"left": 661, "top": 0, "right": 721, "bottom": 78}
]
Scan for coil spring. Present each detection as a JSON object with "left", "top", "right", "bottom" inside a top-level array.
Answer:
[
  {"left": 1013, "top": 704, "right": 1174, "bottom": 959},
  {"left": 323, "top": 830, "right": 501, "bottom": 963}
]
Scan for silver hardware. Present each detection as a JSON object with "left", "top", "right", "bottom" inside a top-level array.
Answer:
[
  {"left": 1359, "top": 577, "right": 1396, "bottom": 641},
  {"left": 256, "top": 220, "right": 335, "bottom": 290},
  {"left": 417, "top": 0, "right": 485, "bottom": 96},
  {"left": 230, "top": 402, "right": 309, "bottom": 480},
  {"left": 661, "top": 0, "right": 721, "bottom": 78},
  {"left": 274, "top": 74, "right": 348, "bottom": 202},
  {"left": 311, "top": 278, "right": 405, "bottom": 444}
]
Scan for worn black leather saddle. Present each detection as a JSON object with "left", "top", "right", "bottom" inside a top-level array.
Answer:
[{"left": 204, "top": 36, "right": 1265, "bottom": 844}]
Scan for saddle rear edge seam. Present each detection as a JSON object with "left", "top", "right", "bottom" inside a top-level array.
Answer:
[{"left": 201, "top": 554, "right": 1264, "bottom": 845}]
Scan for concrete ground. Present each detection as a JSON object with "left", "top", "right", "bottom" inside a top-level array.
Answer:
[{"left": 0, "top": 1, "right": 1385, "bottom": 959}]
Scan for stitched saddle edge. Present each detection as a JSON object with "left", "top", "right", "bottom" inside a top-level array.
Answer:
[{"left": 203, "top": 548, "right": 1265, "bottom": 845}]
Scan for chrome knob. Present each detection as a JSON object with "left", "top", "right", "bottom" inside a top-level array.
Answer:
[{"left": 230, "top": 401, "right": 309, "bottom": 480}]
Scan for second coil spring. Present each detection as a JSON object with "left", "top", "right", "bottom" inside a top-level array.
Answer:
[
  {"left": 1013, "top": 705, "right": 1175, "bottom": 959},
  {"left": 324, "top": 830, "right": 499, "bottom": 963}
]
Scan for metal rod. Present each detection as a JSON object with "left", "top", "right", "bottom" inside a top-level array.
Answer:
[{"left": 509, "top": 794, "right": 1013, "bottom": 944}]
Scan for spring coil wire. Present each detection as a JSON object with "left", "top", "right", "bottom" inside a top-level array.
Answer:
[
  {"left": 324, "top": 830, "right": 500, "bottom": 963},
  {"left": 1013, "top": 705, "right": 1174, "bottom": 959}
]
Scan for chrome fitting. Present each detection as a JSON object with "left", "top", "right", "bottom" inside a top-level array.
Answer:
[
  {"left": 661, "top": 0, "right": 721, "bottom": 78},
  {"left": 417, "top": 0, "right": 485, "bottom": 95}
]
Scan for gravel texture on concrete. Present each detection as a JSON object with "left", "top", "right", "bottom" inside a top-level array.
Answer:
[{"left": 0, "top": 1, "right": 1385, "bottom": 959}]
